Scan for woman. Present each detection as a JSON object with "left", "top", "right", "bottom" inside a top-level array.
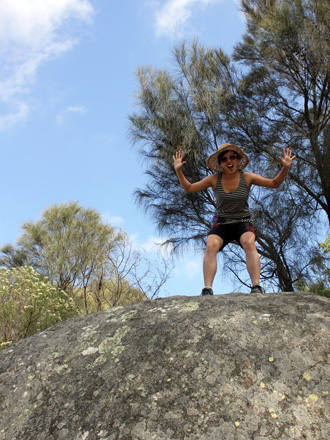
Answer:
[{"left": 173, "top": 143, "right": 295, "bottom": 295}]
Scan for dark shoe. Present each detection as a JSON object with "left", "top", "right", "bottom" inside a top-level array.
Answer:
[
  {"left": 250, "top": 284, "right": 265, "bottom": 294},
  {"left": 201, "top": 287, "right": 214, "bottom": 296}
]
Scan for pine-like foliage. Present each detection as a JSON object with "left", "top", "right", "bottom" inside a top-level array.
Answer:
[
  {"left": 129, "top": 29, "right": 326, "bottom": 291},
  {"left": 235, "top": 0, "right": 330, "bottom": 220}
]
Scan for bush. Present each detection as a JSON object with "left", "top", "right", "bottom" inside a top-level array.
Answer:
[{"left": 0, "top": 266, "right": 78, "bottom": 349}]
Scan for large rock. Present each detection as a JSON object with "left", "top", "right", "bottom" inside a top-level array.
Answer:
[{"left": 1, "top": 292, "right": 330, "bottom": 440}]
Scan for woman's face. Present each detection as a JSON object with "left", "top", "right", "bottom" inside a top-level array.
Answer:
[{"left": 219, "top": 150, "right": 239, "bottom": 173}]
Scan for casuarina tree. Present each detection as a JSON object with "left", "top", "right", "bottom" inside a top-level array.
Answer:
[{"left": 129, "top": 31, "right": 322, "bottom": 291}]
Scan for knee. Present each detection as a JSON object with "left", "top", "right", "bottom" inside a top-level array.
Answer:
[
  {"left": 205, "top": 240, "right": 221, "bottom": 255},
  {"left": 241, "top": 237, "right": 257, "bottom": 252}
]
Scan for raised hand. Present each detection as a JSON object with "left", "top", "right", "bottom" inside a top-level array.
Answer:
[
  {"left": 173, "top": 149, "right": 186, "bottom": 172},
  {"left": 279, "top": 148, "right": 296, "bottom": 168}
]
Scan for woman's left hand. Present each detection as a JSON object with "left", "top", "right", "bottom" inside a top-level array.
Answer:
[{"left": 279, "top": 148, "right": 296, "bottom": 168}]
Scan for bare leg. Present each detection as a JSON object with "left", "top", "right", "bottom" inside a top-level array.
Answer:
[
  {"left": 203, "top": 235, "right": 224, "bottom": 287},
  {"left": 240, "top": 231, "right": 260, "bottom": 286}
]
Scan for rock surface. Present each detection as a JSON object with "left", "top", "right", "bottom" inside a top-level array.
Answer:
[{"left": 1, "top": 291, "right": 330, "bottom": 440}]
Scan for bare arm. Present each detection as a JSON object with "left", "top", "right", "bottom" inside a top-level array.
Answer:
[
  {"left": 173, "top": 150, "right": 217, "bottom": 193},
  {"left": 245, "top": 148, "right": 296, "bottom": 189}
]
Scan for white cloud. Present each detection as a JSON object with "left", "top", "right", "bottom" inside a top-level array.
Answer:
[
  {"left": 140, "top": 236, "right": 174, "bottom": 256},
  {"left": 101, "top": 213, "right": 124, "bottom": 227},
  {"left": 170, "top": 254, "right": 203, "bottom": 279},
  {"left": 0, "top": 100, "right": 29, "bottom": 132},
  {"left": 183, "top": 258, "right": 201, "bottom": 279},
  {"left": 153, "top": 0, "right": 220, "bottom": 38},
  {"left": 56, "top": 105, "right": 86, "bottom": 124},
  {"left": 0, "top": 0, "right": 94, "bottom": 130},
  {"left": 129, "top": 235, "right": 174, "bottom": 257}
]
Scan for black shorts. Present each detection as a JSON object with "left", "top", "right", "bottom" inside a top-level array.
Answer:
[{"left": 207, "top": 216, "right": 255, "bottom": 251}]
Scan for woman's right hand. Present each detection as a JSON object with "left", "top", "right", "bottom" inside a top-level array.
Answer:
[{"left": 173, "top": 149, "right": 186, "bottom": 172}]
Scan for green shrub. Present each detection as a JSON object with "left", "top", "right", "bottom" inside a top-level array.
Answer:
[{"left": 0, "top": 266, "right": 78, "bottom": 348}]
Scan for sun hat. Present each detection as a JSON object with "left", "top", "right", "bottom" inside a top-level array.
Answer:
[{"left": 206, "top": 143, "right": 250, "bottom": 172}]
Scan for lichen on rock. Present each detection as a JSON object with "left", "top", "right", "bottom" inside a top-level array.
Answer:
[{"left": 1, "top": 292, "right": 330, "bottom": 439}]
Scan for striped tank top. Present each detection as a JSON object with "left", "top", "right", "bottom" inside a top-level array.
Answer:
[{"left": 214, "top": 171, "right": 251, "bottom": 224}]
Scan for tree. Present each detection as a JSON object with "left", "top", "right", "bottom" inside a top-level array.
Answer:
[
  {"left": 106, "top": 234, "right": 173, "bottom": 304},
  {"left": 295, "top": 234, "right": 330, "bottom": 297},
  {"left": 74, "top": 232, "right": 173, "bottom": 312},
  {"left": 0, "top": 202, "right": 173, "bottom": 312},
  {"left": 0, "top": 266, "right": 78, "bottom": 348},
  {"left": 1, "top": 202, "right": 119, "bottom": 297},
  {"left": 129, "top": 41, "right": 319, "bottom": 291},
  {"left": 233, "top": 0, "right": 330, "bottom": 223}
]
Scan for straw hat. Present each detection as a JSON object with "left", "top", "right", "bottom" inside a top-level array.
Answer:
[{"left": 206, "top": 143, "right": 249, "bottom": 172}]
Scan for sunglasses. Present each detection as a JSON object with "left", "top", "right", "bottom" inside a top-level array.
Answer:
[{"left": 220, "top": 154, "right": 238, "bottom": 163}]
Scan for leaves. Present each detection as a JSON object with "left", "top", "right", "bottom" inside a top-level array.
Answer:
[
  {"left": 129, "top": 13, "right": 329, "bottom": 291},
  {"left": 0, "top": 202, "right": 173, "bottom": 318},
  {"left": 0, "top": 266, "right": 78, "bottom": 347}
]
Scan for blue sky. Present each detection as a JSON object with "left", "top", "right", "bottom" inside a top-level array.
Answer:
[{"left": 0, "top": 0, "right": 246, "bottom": 297}]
